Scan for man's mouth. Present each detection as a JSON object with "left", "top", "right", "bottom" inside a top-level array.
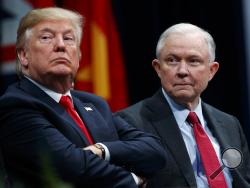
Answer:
[{"left": 51, "top": 57, "right": 70, "bottom": 64}]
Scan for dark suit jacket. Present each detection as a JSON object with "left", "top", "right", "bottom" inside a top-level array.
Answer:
[
  {"left": 0, "top": 78, "right": 167, "bottom": 188},
  {"left": 117, "top": 89, "right": 250, "bottom": 188}
]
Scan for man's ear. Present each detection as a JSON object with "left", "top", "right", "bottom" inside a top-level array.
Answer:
[
  {"left": 208, "top": 61, "right": 219, "bottom": 81},
  {"left": 17, "top": 49, "right": 29, "bottom": 67},
  {"left": 152, "top": 59, "right": 161, "bottom": 78}
]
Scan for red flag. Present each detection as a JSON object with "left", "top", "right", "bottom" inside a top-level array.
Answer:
[
  {"left": 26, "top": 0, "right": 54, "bottom": 7},
  {"left": 61, "top": 0, "right": 128, "bottom": 111}
]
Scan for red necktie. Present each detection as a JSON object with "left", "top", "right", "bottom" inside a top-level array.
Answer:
[
  {"left": 60, "top": 95, "right": 94, "bottom": 145},
  {"left": 187, "top": 112, "right": 227, "bottom": 188}
]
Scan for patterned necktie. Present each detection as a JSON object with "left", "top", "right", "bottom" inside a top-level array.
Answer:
[
  {"left": 187, "top": 112, "right": 227, "bottom": 188},
  {"left": 60, "top": 95, "right": 94, "bottom": 145}
]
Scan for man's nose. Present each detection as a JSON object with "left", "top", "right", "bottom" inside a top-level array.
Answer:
[
  {"left": 54, "top": 36, "right": 66, "bottom": 52},
  {"left": 177, "top": 61, "right": 189, "bottom": 75}
]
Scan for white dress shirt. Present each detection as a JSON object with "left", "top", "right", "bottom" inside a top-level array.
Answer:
[{"left": 162, "top": 88, "right": 232, "bottom": 188}]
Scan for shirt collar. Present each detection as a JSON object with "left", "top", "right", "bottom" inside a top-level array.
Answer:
[
  {"left": 161, "top": 88, "right": 205, "bottom": 128},
  {"left": 25, "top": 76, "right": 72, "bottom": 103}
]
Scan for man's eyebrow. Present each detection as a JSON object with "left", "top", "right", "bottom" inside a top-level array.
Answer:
[{"left": 164, "top": 54, "right": 179, "bottom": 58}]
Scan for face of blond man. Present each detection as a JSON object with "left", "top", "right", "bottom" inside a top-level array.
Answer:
[
  {"left": 152, "top": 32, "right": 219, "bottom": 110},
  {"left": 18, "top": 19, "right": 80, "bottom": 92}
]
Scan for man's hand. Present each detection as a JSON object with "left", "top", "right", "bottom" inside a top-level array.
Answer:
[{"left": 83, "top": 145, "right": 103, "bottom": 158}]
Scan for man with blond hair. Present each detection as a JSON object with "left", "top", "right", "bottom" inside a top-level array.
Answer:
[{"left": 0, "top": 7, "right": 166, "bottom": 188}]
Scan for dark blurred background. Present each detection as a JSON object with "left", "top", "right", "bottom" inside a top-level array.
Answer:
[{"left": 1, "top": 0, "right": 250, "bottom": 144}]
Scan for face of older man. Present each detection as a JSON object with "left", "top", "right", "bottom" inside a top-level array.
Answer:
[
  {"left": 18, "top": 19, "right": 80, "bottom": 92},
  {"left": 152, "top": 32, "right": 219, "bottom": 110}
]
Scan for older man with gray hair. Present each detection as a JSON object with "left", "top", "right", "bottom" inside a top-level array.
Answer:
[{"left": 117, "top": 23, "right": 250, "bottom": 188}]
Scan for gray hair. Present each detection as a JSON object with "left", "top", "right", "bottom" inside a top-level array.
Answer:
[
  {"left": 156, "top": 23, "right": 216, "bottom": 62},
  {"left": 16, "top": 7, "right": 83, "bottom": 76}
]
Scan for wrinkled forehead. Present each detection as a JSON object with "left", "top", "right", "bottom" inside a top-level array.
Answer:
[
  {"left": 160, "top": 33, "right": 210, "bottom": 58},
  {"left": 167, "top": 32, "right": 207, "bottom": 44},
  {"left": 164, "top": 32, "right": 209, "bottom": 50},
  {"left": 30, "top": 19, "right": 76, "bottom": 34}
]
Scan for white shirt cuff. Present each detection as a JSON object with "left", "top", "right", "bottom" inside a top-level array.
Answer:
[
  {"left": 96, "top": 143, "right": 110, "bottom": 161},
  {"left": 131, "top": 172, "right": 139, "bottom": 185}
]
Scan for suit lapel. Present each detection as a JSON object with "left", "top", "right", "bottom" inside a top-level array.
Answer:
[
  {"left": 202, "top": 103, "right": 250, "bottom": 187},
  {"left": 73, "top": 97, "right": 112, "bottom": 143},
  {"left": 58, "top": 107, "right": 91, "bottom": 145},
  {"left": 202, "top": 103, "right": 229, "bottom": 151},
  {"left": 19, "top": 78, "right": 91, "bottom": 145},
  {"left": 145, "top": 90, "right": 196, "bottom": 186},
  {"left": 73, "top": 98, "right": 96, "bottom": 141}
]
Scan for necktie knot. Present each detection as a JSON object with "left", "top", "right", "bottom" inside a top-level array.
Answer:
[
  {"left": 187, "top": 112, "right": 200, "bottom": 125},
  {"left": 60, "top": 95, "right": 73, "bottom": 110}
]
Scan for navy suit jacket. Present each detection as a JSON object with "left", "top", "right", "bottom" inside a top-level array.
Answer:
[
  {"left": 0, "top": 78, "right": 167, "bottom": 188},
  {"left": 117, "top": 89, "right": 250, "bottom": 188}
]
